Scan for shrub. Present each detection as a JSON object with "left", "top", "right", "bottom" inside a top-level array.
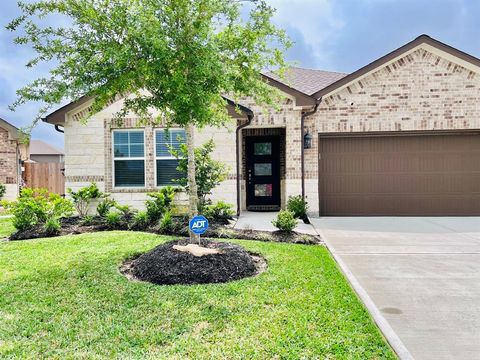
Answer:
[
  {"left": 115, "top": 204, "right": 135, "bottom": 220},
  {"left": 145, "top": 186, "right": 177, "bottom": 222},
  {"left": 169, "top": 139, "right": 229, "bottom": 210},
  {"left": 105, "top": 210, "right": 122, "bottom": 228},
  {"left": 44, "top": 217, "right": 61, "bottom": 235},
  {"left": 68, "top": 183, "right": 105, "bottom": 217},
  {"left": 130, "top": 210, "right": 149, "bottom": 230},
  {"left": 2, "top": 188, "right": 74, "bottom": 231},
  {"left": 158, "top": 210, "right": 173, "bottom": 233},
  {"left": 287, "top": 195, "right": 309, "bottom": 220},
  {"left": 204, "top": 201, "right": 235, "bottom": 222},
  {"left": 81, "top": 215, "right": 95, "bottom": 226},
  {"left": 272, "top": 210, "right": 297, "bottom": 232},
  {"left": 97, "top": 198, "right": 117, "bottom": 217},
  {"left": 0, "top": 184, "right": 6, "bottom": 200}
]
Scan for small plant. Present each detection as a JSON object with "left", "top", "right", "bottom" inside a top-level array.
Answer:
[
  {"left": 145, "top": 186, "right": 177, "bottom": 222},
  {"left": 287, "top": 195, "right": 309, "bottom": 221},
  {"left": 81, "top": 215, "right": 95, "bottom": 226},
  {"left": 68, "top": 183, "right": 105, "bottom": 217},
  {"left": 44, "top": 217, "right": 61, "bottom": 235},
  {"left": 204, "top": 201, "right": 235, "bottom": 222},
  {"left": 97, "top": 198, "right": 117, "bottom": 217},
  {"left": 130, "top": 210, "right": 149, "bottom": 230},
  {"left": 2, "top": 188, "right": 74, "bottom": 231},
  {"left": 105, "top": 210, "right": 122, "bottom": 228},
  {"left": 115, "top": 204, "right": 135, "bottom": 220},
  {"left": 158, "top": 210, "right": 173, "bottom": 233},
  {"left": 0, "top": 184, "right": 6, "bottom": 200},
  {"left": 272, "top": 210, "right": 297, "bottom": 232}
]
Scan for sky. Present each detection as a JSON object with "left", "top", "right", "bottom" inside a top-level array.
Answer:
[{"left": 1, "top": 0, "right": 480, "bottom": 149}]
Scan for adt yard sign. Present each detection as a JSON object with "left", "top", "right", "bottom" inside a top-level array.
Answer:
[{"left": 189, "top": 215, "right": 209, "bottom": 235}]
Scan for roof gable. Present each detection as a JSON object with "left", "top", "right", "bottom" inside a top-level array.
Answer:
[
  {"left": 312, "top": 34, "right": 480, "bottom": 99},
  {"left": 0, "top": 118, "right": 20, "bottom": 140}
]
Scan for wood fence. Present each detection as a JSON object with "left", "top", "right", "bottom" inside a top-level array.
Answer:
[{"left": 23, "top": 162, "right": 65, "bottom": 196}]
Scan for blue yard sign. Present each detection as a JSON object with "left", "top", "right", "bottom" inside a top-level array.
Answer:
[{"left": 189, "top": 215, "right": 209, "bottom": 235}]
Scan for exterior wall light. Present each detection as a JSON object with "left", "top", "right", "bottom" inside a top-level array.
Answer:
[{"left": 304, "top": 130, "right": 313, "bottom": 149}]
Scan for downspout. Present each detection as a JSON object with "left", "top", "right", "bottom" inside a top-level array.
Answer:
[
  {"left": 54, "top": 125, "right": 64, "bottom": 133},
  {"left": 236, "top": 113, "right": 253, "bottom": 216},
  {"left": 301, "top": 100, "right": 320, "bottom": 199}
]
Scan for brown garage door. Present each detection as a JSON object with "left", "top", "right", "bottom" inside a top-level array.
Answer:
[{"left": 318, "top": 133, "right": 480, "bottom": 216}]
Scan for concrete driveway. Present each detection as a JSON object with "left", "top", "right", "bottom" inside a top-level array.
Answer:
[{"left": 312, "top": 217, "right": 480, "bottom": 360}]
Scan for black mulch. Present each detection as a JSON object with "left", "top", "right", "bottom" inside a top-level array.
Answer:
[{"left": 121, "top": 239, "right": 262, "bottom": 285}]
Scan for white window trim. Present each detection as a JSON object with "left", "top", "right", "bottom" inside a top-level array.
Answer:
[
  {"left": 112, "top": 129, "right": 146, "bottom": 189},
  {"left": 154, "top": 128, "right": 185, "bottom": 188}
]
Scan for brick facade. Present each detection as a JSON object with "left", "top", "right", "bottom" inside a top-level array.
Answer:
[
  {"left": 303, "top": 46, "right": 480, "bottom": 214},
  {"left": 0, "top": 127, "right": 20, "bottom": 200}
]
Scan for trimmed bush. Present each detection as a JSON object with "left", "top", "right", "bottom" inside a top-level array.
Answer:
[
  {"left": 2, "top": 188, "right": 74, "bottom": 231},
  {"left": 68, "top": 183, "right": 105, "bottom": 217},
  {"left": 96, "top": 198, "right": 117, "bottom": 217},
  {"left": 44, "top": 217, "right": 61, "bottom": 235},
  {"left": 287, "top": 195, "right": 309, "bottom": 221},
  {"left": 105, "top": 211, "right": 122, "bottom": 228},
  {"left": 272, "top": 210, "right": 297, "bottom": 232},
  {"left": 204, "top": 201, "right": 235, "bottom": 222},
  {"left": 145, "top": 186, "right": 176, "bottom": 222}
]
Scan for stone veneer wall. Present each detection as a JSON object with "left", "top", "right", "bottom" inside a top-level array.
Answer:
[
  {"left": 64, "top": 99, "right": 238, "bottom": 210},
  {"left": 0, "top": 127, "right": 19, "bottom": 201},
  {"left": 303, "top": 46, "right": 480, "bottom": 215}
]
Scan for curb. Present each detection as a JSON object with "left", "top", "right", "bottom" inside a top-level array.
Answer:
[{"left": 316, "top": 227, "right": 414, "bottom": 360}]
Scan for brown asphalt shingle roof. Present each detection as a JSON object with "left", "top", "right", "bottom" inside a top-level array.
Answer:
[
  {"left": 29, "top": 140, "right": 64, "bottom": 155},
  {"left": 264, "top": 66, "right": 347, "bottom": 96}
]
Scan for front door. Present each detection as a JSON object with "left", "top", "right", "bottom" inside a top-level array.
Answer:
[{"left": 246, "top": 136, "right": 281, "bottom": 211}]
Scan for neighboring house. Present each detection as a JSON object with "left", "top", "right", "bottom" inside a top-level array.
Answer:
[
  {"left": 0, "top": 118, "right": 28, "bottom": 201},
  {"left": 44, "top": 35, "right": 480, "bottom": 216},
  {"left": 29, "top": 140, "right": 64, "bottom": 163}
]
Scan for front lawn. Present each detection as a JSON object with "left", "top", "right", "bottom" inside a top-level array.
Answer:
[
  {"left": 0, "top": 217, "right": 14, "bottom": 239},
  {"left": 0, "top": 229, "right": 395, "bottom": 359}
]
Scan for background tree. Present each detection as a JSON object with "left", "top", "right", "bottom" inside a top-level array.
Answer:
[{"left": 8, "top": 0, "right": 290, "bottom": 241}]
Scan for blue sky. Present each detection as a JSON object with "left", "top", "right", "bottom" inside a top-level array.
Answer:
[{"left": 1, "top": 0, "right": 480, "bottom": 148}]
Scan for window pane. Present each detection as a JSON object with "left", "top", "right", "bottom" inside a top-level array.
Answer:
[
  {"left": 254, "top": 184, "right": 272, "bottom": 197},
  {"left": 114, "top": 132, "right": 128, "bottom": 144},
  {"left": 129, "top": 131, "right": 144, "bottom": 144},
  {"left": 114, "top": 160, "right": 145, "bottom": 187},
  {"left": 254, "top": 163, "right": 272, "bottom": 176},
  {"left": 130, "top": 144, "right": 144, "bottom": 157},
  {"left": 113, "top": 144, "right": 129, "bottom": 158},
  {"left": 155, "top": 130, "right": 170, "bottom": 157},
  {"left": 254, "top": 142, "right": 272, "bottom": 155},
  {"left": 170, "top": 129, "right": 185, "bottom": 151},
  {"left": 157, "top": 159, "right": 182, "bottom": 186}
]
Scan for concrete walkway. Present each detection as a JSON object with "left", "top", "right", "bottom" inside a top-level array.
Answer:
[
  {"left": 234, "top": 211, "right": 318, "bottom": 235},
  {"left": 312, "top": 217, "right": 480, "bottom": 360}
]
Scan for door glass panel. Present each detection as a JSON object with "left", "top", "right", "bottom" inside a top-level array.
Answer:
[
  {"left": 254, "top": 163, "right": 272, "bottom": 176},
  {"left": 254, "top": 142, "right": 272, "bottom": 155},
  {"left": 254, "top": 184, "right": 272, "bottom": 197}
]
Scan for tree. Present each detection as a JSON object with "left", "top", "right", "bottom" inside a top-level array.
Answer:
[
  {"left": 169, "top": 139, "right": 228, "bottom": 210},
  {"left": 8, "top": 0, "right": 290, "bottom": 241}
]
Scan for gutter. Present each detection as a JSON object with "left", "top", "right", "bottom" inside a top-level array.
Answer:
[
  {"left": 54, "top": 125, "right": 64, "bottom": 133},
  {"left": 301, "top": 100, "right": 320, "bottom": 199},
  {"left": 235, "top": 113, "right": 253, "bottom": 216}
]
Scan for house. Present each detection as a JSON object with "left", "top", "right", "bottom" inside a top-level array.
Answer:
[
  {"left": 29, "top": 140, "right": 64, "bottom": 163},
  {"left": 44, "top": 35, "right": 480, "bottom": 216},
  {"left": 0, "top": 118, "right": 28, "bottom": 201}
]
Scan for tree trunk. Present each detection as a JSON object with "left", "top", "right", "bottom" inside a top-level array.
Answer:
[{"left": 185, "top": 122, "right": 200, "bottom": 243}]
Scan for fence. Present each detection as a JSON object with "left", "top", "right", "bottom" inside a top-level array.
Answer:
[{"left": 23, "top": 162, "right": 65, "bottom": 196}]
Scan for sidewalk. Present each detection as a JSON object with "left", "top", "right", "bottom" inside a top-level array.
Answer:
[{"left": 233, "top": 211, "right": 318, "bottom": 236}]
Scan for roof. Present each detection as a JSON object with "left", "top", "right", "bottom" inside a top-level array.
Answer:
[
  {"left": 29, "top": 140, "right": 64, "bottom": 155},
  {"left": 264, "top": 67, "right": 347, "bottom": 96},
  {"left": 312, "top": 34, "right": 480, "bottom": 99},
  {"left": 0, "top": 117, "right": 20, "bottom": 140}
]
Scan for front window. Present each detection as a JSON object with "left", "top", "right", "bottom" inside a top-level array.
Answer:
[
  {"left": 112, "top": 130, "right": 145, "bottom": 187},
  {"left": 155, "top": 129, "right": 185, "bottom": 186}
]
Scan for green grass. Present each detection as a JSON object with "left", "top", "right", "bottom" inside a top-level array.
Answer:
[
  {"left": 0, "top": 227, "right": 395, "bottom": 359},
  {"left": 0, "top": 217, "right": 14, "bottom": 239}
]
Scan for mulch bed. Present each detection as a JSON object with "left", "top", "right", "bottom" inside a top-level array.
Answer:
[
  {"left": 120, "top": 239, "right": 266, "bottom": 285},
  {"left": 8, "top": 216, "right": 322, "bottom": 245}
]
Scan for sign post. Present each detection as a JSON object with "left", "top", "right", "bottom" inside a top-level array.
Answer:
[{"left": 189, "top": 215, "right": 209, "bottom": 244}]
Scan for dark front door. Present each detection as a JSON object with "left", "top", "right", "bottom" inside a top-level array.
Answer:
[{"left": 246, "top": 136, "right": 281, "bottom": 211}]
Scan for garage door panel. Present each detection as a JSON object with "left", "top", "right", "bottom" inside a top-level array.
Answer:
[{"left": 319, "top": 134, "right": 480, "bottom": 216}]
